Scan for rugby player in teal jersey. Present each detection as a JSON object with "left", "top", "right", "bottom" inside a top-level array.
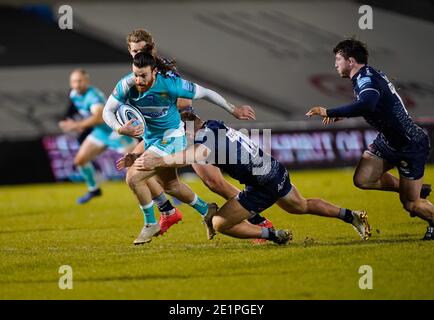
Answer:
[
  {"left": 124, "top": 29, "right": 274, "bottom": 243},
  {"left": 59, "top": 69, "right": 137, "bottom": 204},
  {"left": 103, "top": 52, "right": 255, "bottom": 244}
]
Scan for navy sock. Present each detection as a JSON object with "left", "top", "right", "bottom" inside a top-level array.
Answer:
[
  {"left": 261, "top": 227, "right": 276, "bottom": 240},
  {"left": 268, "top": 228, "right": 277, "bottom": 241},
  {"left": 158, "top": 200, "right": 174, "bottom": 213},
  {"left": 90, "top": 188, "right": 101, "bottom": 195},
  {"left": 339, "top": 208, "right": 354, "bottom": 223},
  {"left": 248, "top": 214, "right": 266, "bottom": 225}
]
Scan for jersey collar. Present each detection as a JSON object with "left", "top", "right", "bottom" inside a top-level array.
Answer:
[{"left": 351, "top": 65, "right": 368, "bottom": 82}]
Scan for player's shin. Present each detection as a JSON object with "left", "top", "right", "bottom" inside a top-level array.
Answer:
[
  {"left": 217, "top": 221, "right": 262, "bottom": 239},
  {"left": 134, "top": 201, "right": 161, "bottom": 245},
  {"left": 140, "top": 201, "right": 157, "bottom": 225},
  {"left": 77, "top": 163, "right": 98, "bottom": 191}
]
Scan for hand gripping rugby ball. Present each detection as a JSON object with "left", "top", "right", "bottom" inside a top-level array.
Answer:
[{"left": 115, "top": 104, "right": 146, "bottom": 132}]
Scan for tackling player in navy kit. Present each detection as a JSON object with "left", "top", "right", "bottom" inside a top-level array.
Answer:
[
  {"left": 307, "top": 39, "right": 434, "bottom": 240},
  {"left": 128, "top": 110, "right": 371, "bottom": 244}
]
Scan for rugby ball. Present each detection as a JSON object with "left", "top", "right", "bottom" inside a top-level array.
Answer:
[{"left": 115, "top": 104, "right": 146, "bottom": 130}]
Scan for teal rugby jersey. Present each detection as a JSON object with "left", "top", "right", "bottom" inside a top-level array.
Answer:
[{"left": 111, "top": 72, "right": 196, "bottom": 140}]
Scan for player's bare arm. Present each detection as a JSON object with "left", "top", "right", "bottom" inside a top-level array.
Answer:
[
  {"left": 116, "top": 140, "right": 145, "bottom": 170},
  {"left": 59, "top": 103, "right": 105, "bottom": 133},
  {"left": 133, "top": 144, "right": 210, "bottom": 171},
  {"left": 176, "top": 98, "right": 193, "bottom": 111}
]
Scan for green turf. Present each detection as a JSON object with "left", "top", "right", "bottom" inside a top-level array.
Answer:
[{"left": 1, "top": 166, "right": 433, "bottom": 299}]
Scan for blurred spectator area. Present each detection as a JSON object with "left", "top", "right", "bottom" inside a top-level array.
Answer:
[{"left": 0, "top": 1, "right": 432, "bottom": 184}]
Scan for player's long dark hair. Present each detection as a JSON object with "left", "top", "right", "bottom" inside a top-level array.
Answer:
[
  {"left": 138, "top": 43, "right": 178, "bottom": 76},
  {"left": 133, "top": 51, "right": 155, "bottom": 68},
  {"left": 156, "top": 56, "right": 178, "bottom": 75}
]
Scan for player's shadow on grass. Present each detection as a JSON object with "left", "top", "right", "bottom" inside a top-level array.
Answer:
[
  {"left": 0, "top": 210, "right": 49, "bottom": 219},
  {"left": 289, "top": 237, "right": 423, "bottom": 248},
  {"left": 0, "top": 274, "right": 190, "bottom": 285},
  {"left": 0, "top": 226, "right": 120, "bottom": 234},
  {"left": 0, "top": 270, "right": 296, "bottom": 285}
]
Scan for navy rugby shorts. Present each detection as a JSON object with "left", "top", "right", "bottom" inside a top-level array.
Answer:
[
  {"left": 236, "top": 161, "right": 292, "bottom": 215},
  {"left": 368, "top": 133, "right": 431, "bottom": 180}
]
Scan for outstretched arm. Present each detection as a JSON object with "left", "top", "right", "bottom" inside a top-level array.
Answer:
[
  {"left": 326, "top": 89, "right": 379, "bottom": 118},
  {"left": 59, "top": 104, "right": 105, "bottom": 133},
  {"left": 306, "top": 89, "right": 380, "bottom": 121},
  {"left": 78, "top": 104, "right": 105, "bottom": 129},
  {"left": 133, "top": 144, "right": 211, "bottom": 171},
  {"left": 193, "top": 84, "right": 256, "bottom": 120}
]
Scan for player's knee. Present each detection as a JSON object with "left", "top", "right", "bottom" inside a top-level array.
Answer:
[
  {"left": 282, "top": 191, "right": 308, "bottom": 214},
  {"left": 163, "top": 179, "right": 181, "bottom": 195},
  {"left": 125, "top": 174, "right": 135, "bottom": 190},
  {"left": 74, "top": 157, "right": 87, "bottom": 167},
  {"left": 401, "top": 200, "right": 417, "bottom": 215},
  {"left": 288, "top": 197, "right": 308, "bottom": 214},
  {"left": 125, "top": 170, "right": 140, "bottom": 190},
  {"left": 361, "top": 151, "right": 373, "bottom": 160},
  {"left": 353, "top": 174, "right": 368, "bottom": 190},
  {"left": 125, "top": 170, "right": 133, "bottom": 188},
  {"left": 294, "top": 199, "right": 308, "bottom": 214},
  {"left": 202, "top": 176, "right": 225, "bottom": 194},
  {"left": 212, "top": 216, "right": 227, "bottom": 233}
]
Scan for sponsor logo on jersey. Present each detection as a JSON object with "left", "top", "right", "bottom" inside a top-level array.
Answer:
[
  {"left": 357, "top": 77, "right": 372, "bottom": 89},
  {"left": 277, "top": 173, "right": 287, "bottom": 192},
  {"left": 181, "top": 79, "right": 194, "bottom": 92},
  {"left": 136, "top": 105, "right": 170, "bottom": 118},
  {"left": 159, "top": 93, "right": 169, "bottom": 99}
]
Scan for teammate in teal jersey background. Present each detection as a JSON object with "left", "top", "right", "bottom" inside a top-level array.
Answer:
[{"left": 59, "top": 69, "right": 137, "bottom": 204}]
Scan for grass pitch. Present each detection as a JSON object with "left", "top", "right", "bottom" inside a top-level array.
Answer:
[{"left": 1, "top": 166, "right": 433, "bottom": 300}]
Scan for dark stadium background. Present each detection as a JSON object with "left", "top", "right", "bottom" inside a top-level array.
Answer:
[{"left": 0, "top": 0, "right": 433, "bottom": 185}]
